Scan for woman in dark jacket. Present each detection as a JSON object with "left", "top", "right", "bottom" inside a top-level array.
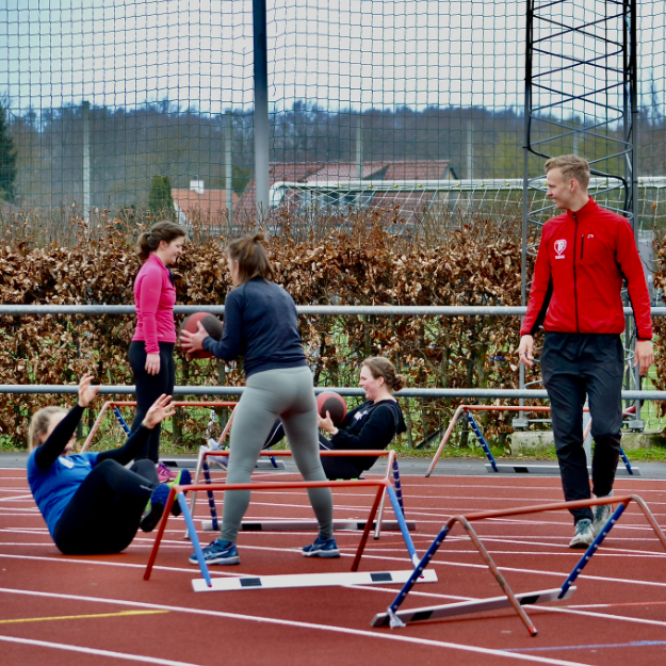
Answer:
[{"left": 181, "top": 233, "right": 335, "bottom": 565}]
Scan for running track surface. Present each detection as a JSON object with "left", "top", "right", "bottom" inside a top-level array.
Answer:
[{"left": 1, "top": 466, "right": 666, "bottom": 666}]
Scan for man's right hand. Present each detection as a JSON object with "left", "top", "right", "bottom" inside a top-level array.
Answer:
[{"left": 518, "top": 335, "right": 535, "bottom": 368}]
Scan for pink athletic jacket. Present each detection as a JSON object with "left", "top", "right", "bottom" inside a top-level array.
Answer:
[{"left": 131, "top": 253, "right": 177, "bottom": 354}]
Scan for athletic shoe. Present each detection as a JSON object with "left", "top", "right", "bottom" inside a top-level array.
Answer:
[
  {"left": 568, "top": 518, "right": 594, "bottom": 549},
  {"left": 156, "top": 460, "right": 179, "bottom": 483},
  {"left": 140, "top": 484, "right": 170, "bottom": 533},
  {"left": 188, "top": 538, "right": 240, "bottom": 566},
  {"left": 302, "top": 535, "right": 340, "bottom": 558},
  {"left": 167, "top": 469, "right": 192, "bottom": 517},
  {"left": 210, "top": 454, "right": 229, "bottom": 471},
  {"left": 592, "top": 492, "right": 614, "bottom": 537}
]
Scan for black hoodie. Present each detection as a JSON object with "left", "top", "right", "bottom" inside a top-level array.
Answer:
[{"left": 328, "top": 399, "right": 407, "bottom": 473}]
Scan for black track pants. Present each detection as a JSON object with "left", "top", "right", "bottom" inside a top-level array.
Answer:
[
  {"left": 129, "top": 341, "right": 175, "bottom": 462},
  {"left": 541, "top": 332, "right": 624, "bottom": 524},
  {"left": 53, "top": 458, "right": 157, "bottom": 555}
]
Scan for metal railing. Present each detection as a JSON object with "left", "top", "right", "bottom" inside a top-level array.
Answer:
[{"left": 1, "top": 304, "right": 664, "bottom": 400}]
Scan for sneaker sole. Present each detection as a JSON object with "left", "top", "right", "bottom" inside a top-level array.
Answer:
[
  {"left": 189, "top": 556, "right": 240, "bottom": 566},
  {"left": 140, "top": 502, "right": 165, "bottom": 533},
  {"left": 568, "top": 538, "right": 594, "bottom": 549}
]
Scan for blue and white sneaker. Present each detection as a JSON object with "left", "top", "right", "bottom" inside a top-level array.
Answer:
[
  {"left": 302, "top": 535, "right": 340, "bottom": 558},
  {"left": 189, "top": 538, "right": 240, "bottom": 566},
  {"left": 140, "top": 483, "right": 170, "bottom": 533}
]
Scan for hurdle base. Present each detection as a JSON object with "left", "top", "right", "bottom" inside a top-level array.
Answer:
[
  {"left": 193, "top": 568, "right": 437, "bottom": 593},
  {"left": 371, "top": 586, "right": 577, "bottom": 627},
  {"left": 201, "top": 518, "right": 417, "bottom": 532},
  {"left": 486, "top": 463, "right": 641, "bottom": 476}
]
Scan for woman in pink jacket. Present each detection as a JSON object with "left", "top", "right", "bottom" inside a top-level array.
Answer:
[{"left": 129, "top": 221, "right": 185, "bottom": 471}]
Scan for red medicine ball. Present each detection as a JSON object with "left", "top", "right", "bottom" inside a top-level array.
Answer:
[
  {"left": 179, "top": 312, "right": 224, "bottom": 359},
  {"left": 316, "top": 391, "right": 347, "bottom": 426}
]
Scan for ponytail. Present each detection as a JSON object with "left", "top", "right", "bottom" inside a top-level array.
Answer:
[{"left": 226, "top": 233, "right": 274, "bottom": 284}]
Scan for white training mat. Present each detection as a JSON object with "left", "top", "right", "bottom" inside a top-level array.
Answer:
[{"left": 193, "top": 568, "right": 438, "bottom": 593}]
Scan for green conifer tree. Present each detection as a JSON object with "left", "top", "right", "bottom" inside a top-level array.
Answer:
[{"left": 148, "top": 175, "right": 175, "bottom": 216}]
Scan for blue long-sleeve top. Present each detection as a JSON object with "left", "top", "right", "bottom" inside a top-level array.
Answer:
[
  {"left": 27, "top": 404, "right": 152, "bottom": 537},
  {"left": 203, "top": 277, "right": 307, "bottom": 378}
]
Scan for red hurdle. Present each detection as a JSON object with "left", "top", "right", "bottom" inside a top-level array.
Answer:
[
  {"left": 426, "top": 404, "right": 636, "bottom": 477},
  {"left": 80, "top": 400, "right": 238, "bottom": 452},
  {"left": 373, "top": 493, "right": 666, "bottom": 636},
  {"left": 144, "top": 450, "right": 415, "bottom": 584}
]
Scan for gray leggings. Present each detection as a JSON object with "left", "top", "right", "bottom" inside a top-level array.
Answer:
[{"left": 221, "top": 366, "right": 334, "bottom": 542}]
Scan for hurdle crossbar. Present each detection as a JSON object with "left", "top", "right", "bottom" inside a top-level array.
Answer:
[
  {"left": 377, "top": 494, "right": 666, "bottom": 636},
  {"left": 426, "top": 404, "right": 636, "bottom": 477},
  {"left": 201, "top": 519, "right": 417, "bottom": 532},
  {"left": 81, "top": 400, "right": 238, "bottom": 452},
  {"left": 192, "top": 568, "right": 438, "bottom": 593}
]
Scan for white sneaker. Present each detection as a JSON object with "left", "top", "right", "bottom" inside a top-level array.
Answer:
[
  {"left": 592, "top": 492, "right": 614, "bottom": 537},
  {"left": 569, "top": 518, "right": 594, "bottom": 549}
]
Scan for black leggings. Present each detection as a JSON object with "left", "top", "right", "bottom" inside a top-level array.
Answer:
[
  {"left": 53, "top": 459, "right": 158, "bottom": 555},
  {"left": 129, "top": 341, "right": 175, "bottom": 462},
  {"left": 263, "top": 420, "right": 366, "bottom": 480}
]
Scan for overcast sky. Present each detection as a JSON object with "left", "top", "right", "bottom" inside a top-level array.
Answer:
[{"left": 0, "top": 0, "right": 664, "bottom": 116}]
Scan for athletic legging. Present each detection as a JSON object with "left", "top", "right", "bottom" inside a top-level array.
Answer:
[
  {"left": 53, "top": 458, "right": 158, "bottom": 555},
  {"left": 129, "top": 341, "right": 175, "bottom": 462},
  {"left": 221, "top": 366, "right": 334, "bottom": 542}
]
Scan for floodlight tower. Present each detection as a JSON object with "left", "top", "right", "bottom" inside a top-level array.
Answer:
[{"left": 521, "top": 1, "right": 641, "bottom": 428}]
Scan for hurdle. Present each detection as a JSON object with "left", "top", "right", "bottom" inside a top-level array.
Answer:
[
  {"left": 371, "top": 494, "right": 666, "bottom": 636},
  {"left": 145, "top": 450, "right": 426, "bottom": 592},
  {"left": 425, "top": 404, "right": 639, "bottom": 477},
  {"left": 188, "top": 449, "right": 412, "bottom": 540},
  {"left": 80, "top": 400, "right": 239, "bottom": 452},
  {"left": 200, "top": 519, "right": 418, "bottom": 532},
  {"left": 81, "top": 399, "right": 282, "bottom": 470}
]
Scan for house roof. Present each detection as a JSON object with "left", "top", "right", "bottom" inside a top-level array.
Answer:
[
  {"left": 234, "top": 159, "right": 453, "bottom": 220},
  {"left": 172, "top": 188, "right": 239, "bottom": 216}
]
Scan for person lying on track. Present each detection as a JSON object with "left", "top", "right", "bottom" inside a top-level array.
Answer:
[
  {"left": 262, "top": 357, "right": 407, "bottom": 480},
  {"left": 27, "top": 375, "right": 190, "bottom": 555}
]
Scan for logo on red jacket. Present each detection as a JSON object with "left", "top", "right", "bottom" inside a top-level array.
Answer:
[{"left": 554, "top": 239, "right": 567, "bottom": 258}]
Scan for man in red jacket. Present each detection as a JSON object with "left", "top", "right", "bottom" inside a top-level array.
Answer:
[{"left": 518, "top": 154, "right": 654, "bottom": 548}]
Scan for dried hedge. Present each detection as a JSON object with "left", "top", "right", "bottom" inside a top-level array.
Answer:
[{"left": 0, "top": 211, "right": 539, "bottom": 450}]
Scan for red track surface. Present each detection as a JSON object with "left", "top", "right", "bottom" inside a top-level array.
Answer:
[{"left": 2, "top": 466, "right": 666, "bottom": 665}]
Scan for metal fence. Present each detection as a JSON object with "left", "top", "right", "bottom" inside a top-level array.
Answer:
[
  {"left": 1, "top": 303, "right": 664, "bottom": 403},
  {"left": 1, "top": 2, "right": 665, "bottom": 226}
]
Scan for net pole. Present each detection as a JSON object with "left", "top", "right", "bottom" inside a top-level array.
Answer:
[{"left": 252, "top": 0, "right": 270, "bottom": 222}]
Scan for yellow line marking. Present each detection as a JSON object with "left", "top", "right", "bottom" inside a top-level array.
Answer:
[{"left": 0, "top": 610, "right": 168, "bottom": 624}]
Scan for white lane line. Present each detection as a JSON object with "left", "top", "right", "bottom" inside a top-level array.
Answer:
[
  {"left": 540, "top": 606, "right": 666, "bottom": 629},
  {"left": 0, "top": 635, "right": 207, "bottom": 666},
  {"left": 0, "top": 587, "right": 595, "bottom": 666}
]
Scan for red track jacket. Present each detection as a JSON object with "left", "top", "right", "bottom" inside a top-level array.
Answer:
[{"left": 521, "top": 197, "right": 652, "bottom": 340}]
